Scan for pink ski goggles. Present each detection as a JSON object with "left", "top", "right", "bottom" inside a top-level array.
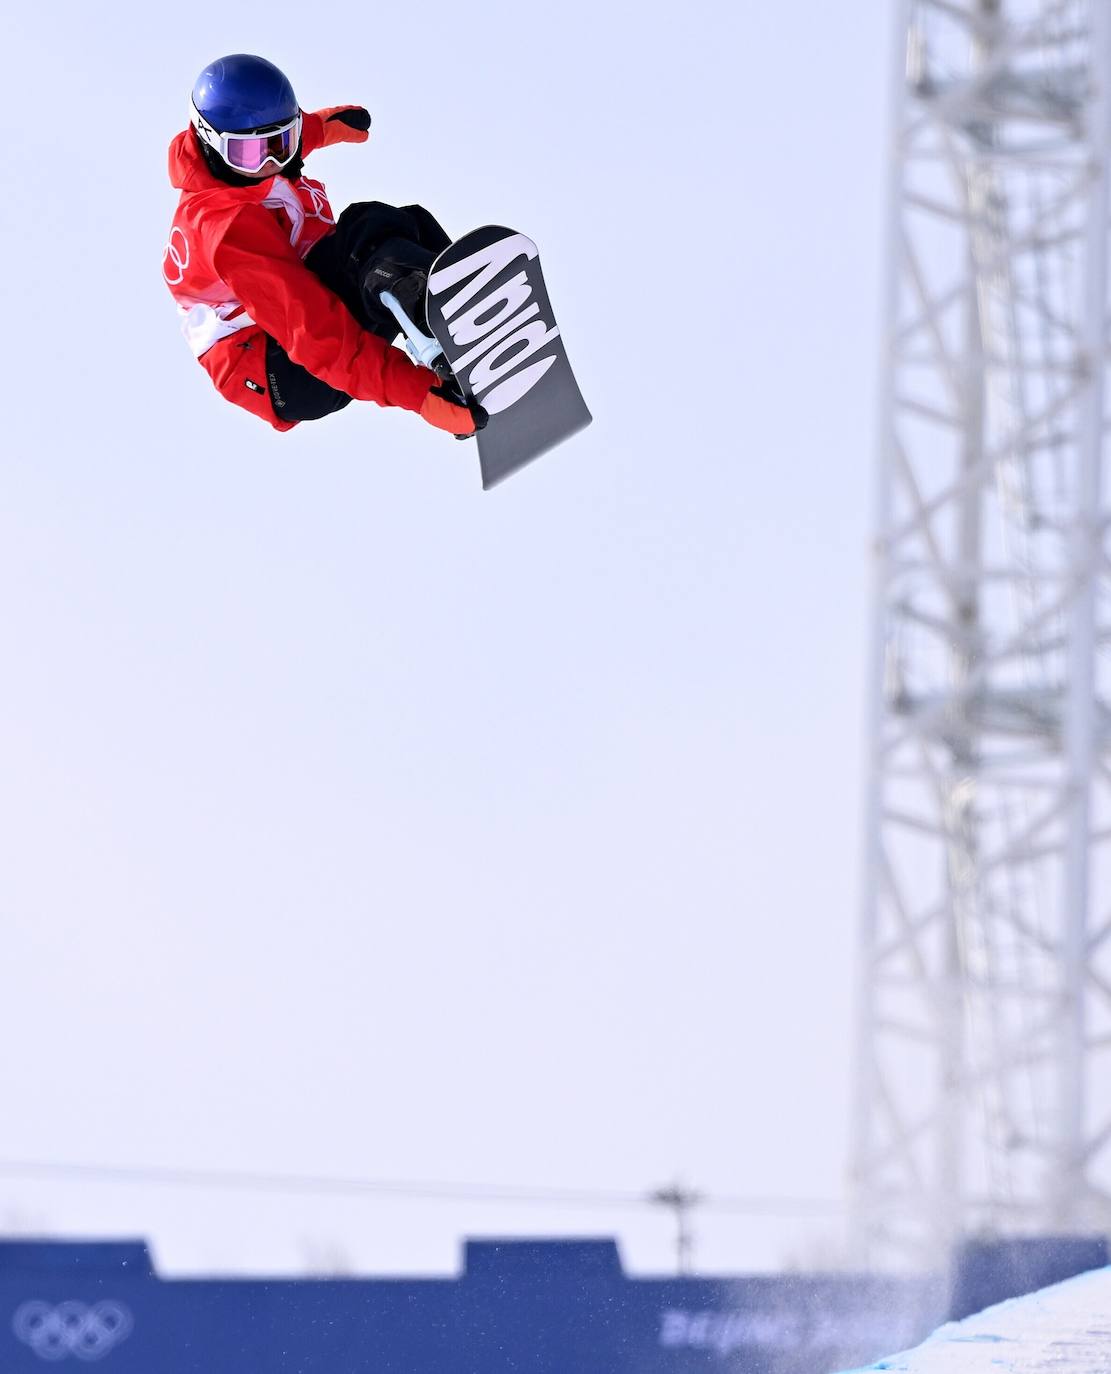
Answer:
[{"left": 192, "top": 106, "right": 302, "bottom": 174}]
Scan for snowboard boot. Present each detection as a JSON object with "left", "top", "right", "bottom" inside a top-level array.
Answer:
[{"left": 359, "top": 237, "right": 436, "bottom": 340}]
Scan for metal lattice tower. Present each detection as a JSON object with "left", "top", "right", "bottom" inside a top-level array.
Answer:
[{"left": 852, "top": 0, "right": 1111, "bottom": 1267}]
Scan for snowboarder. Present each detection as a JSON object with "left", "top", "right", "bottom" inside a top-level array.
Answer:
[{"left": 163, "top": 54, "right": 486, "bottom": 437}]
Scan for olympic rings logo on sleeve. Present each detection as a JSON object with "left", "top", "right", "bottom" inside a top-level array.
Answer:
[
  {"left": 162, "top": 227, "right": 190, "bottom": 285},
  {"left": 13, "top": 1300, "right": 134, "bottom": 1362}
]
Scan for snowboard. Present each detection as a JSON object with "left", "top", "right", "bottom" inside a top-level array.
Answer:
[{"left": 424, "top": 226, "right": 592, "bottom": 489}]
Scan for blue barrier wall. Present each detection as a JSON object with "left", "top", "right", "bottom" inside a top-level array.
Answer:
[
  {"left": 948, "top": 1236, "right": 1110, "bottom": 1321},
  {"left": 0, "top": 1237, "right": 944, "bottom": 1372}
]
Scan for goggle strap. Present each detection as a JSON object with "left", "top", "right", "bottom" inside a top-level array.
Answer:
[{"left": 189, "top": 102, "right": 301, "bottom": 172}]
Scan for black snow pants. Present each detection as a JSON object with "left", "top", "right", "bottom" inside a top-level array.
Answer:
[{"left": 265, "top": 201, "right": 451, "bottom": 424}]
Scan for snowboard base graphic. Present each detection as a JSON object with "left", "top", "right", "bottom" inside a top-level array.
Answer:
[{"left": 424, "top": 226, "right": 591, "bottom": 488}]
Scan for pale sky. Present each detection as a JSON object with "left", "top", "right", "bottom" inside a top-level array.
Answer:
[{"left": 1, "top": 1, "right": 896, "bottom": 1276}]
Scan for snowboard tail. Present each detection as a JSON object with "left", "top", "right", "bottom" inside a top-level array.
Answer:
[{"left": 424, "top": 226, "right": 591, "bottom": 488}]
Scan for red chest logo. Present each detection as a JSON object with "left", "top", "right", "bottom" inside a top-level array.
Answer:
[
  {"left": 262, "top": 178, "right": 336, "bottom": 256},
  {"left": 301, "top": 181, "right": 334, "bottom": 225}
]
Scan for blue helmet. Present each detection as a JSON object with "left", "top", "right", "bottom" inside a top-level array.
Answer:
[{"left": 191, "top": 54, "right": 299, "bottom": 134}]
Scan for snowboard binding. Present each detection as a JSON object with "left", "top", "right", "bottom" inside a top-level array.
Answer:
[
  {"left": 360, "top": 238, "right": 449, "bottom": 374},
  {"left": 378, "top": 289, "right": 486, "bottom": 439},
  {"left": 378, "top": 288, "right": 448, "bottom": 373}
]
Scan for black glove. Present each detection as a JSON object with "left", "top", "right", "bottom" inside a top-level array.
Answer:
[{"left": 327, "top": 107, "right": 372, "bottom": 132}]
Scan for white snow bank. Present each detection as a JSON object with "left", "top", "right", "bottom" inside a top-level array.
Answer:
[{"left": 837, "top": 1264, "right": 1111, "bottom": 1372}]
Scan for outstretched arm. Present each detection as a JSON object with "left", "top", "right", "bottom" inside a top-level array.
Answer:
[{"left": 300, "top": 106, "right": 372, "bottom": 156}]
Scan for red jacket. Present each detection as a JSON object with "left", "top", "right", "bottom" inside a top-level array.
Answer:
[{"left": 163, "top": 108, "right": 435, "bottom": 431}]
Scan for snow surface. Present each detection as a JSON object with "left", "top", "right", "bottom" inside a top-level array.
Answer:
[{"left": 837, "top": 1266, "right": 1111, "bottom": 1372}]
